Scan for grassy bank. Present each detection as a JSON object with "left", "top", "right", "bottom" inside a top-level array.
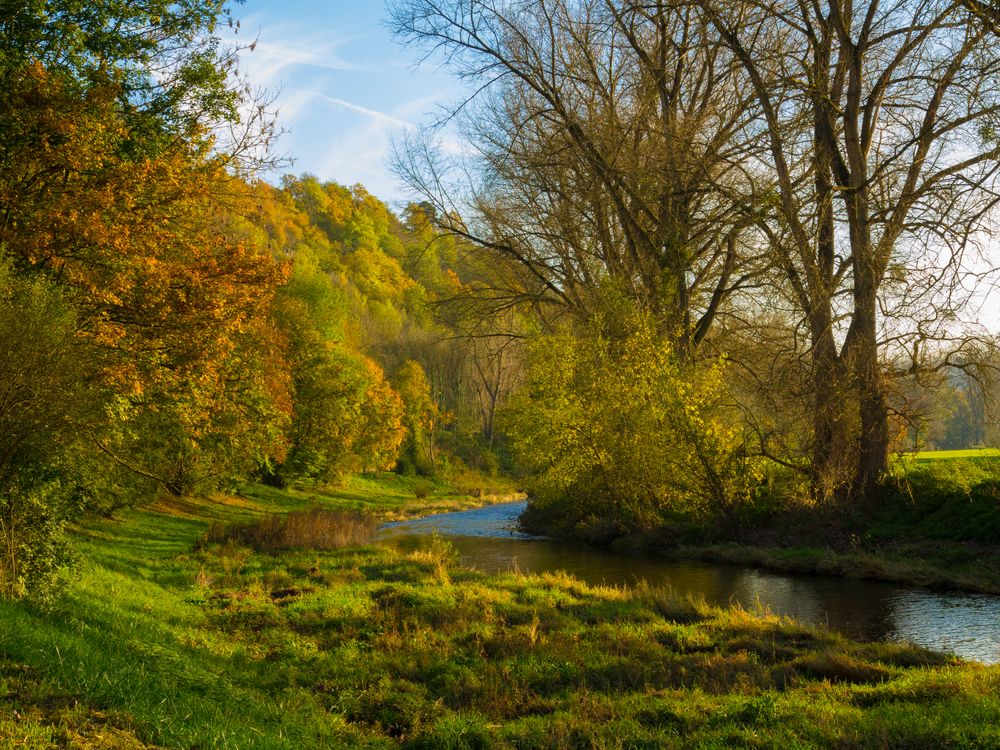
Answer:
[
  {"left": 656, "top": 540, "right": 1000, "bottom": 594},
  {"left": 3, "top": 474, "right": 1000, "bottom": 748},
  {"left": 527, "top": 454, "right": 1000, "bottom": 594}
]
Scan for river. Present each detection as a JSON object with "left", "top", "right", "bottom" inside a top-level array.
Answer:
[{"left": 378, "top": 500, "right": 1000, "bottom": 664}]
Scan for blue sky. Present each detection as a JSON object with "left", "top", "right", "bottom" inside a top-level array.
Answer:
[{"left": 231, "top": 1, "right": 457, "bottom": 202}]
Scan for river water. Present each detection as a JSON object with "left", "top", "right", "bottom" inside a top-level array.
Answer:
[{"left": 377, "top": 501, "right": 1000, "bottom": 664}]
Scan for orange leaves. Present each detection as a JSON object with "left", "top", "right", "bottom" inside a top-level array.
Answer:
[
  {"left": 0, "top": 60, "right": 292, "bottom": 494},
  {"left": 356, "top": 356, "right": 407, "bottom": 472}
]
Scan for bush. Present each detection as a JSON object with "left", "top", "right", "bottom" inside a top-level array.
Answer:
[
  {"left": 0, "top": 471, "right": 75, "bottom": 600},
  {"left": 503, "top": 312, "right": 758, "bottom": 536},
  {"left": 0, "top": 258, "right": 89, "bottom": 599},
  {"left": 199, "top": 507, "right": 376, "bottom": 552}
]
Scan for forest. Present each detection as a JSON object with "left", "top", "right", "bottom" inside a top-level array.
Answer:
[
  {"left": 3, "top": 0, "right": 999, "bottom": 597},
  {"left": 3, "top": 1, "right": 1000, "bottom": 748}
]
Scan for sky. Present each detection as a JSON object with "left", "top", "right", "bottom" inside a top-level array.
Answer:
[
  {"left": 230, "top": 1, "right": 457, "bottom": 203},
  {"left": 224, "top": 2, "right": 1000, "bottom": 333}
]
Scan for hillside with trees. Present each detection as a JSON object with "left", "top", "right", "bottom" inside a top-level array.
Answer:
[{"left": 0, "top": 1, "right": 523, "bottom": 598}]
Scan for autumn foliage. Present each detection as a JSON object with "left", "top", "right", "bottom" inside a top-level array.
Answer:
[
  {"left": 506, "top": 312, "right": 759, "bottom": 539},
  {"left": 0, "top": 4, "right": 437, "bottom": 597}
]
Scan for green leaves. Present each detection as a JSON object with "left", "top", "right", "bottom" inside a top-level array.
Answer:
[
  {"left": 0, "top": 0, "right": 243, "bottom": 146},
  {"left": 505, "top": 312, "right": 758, "bottom": 535}
]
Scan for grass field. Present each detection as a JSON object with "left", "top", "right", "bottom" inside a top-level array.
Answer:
[
  {"left": 3, "top": 474, "right": 1000, "bottom": 748},
  {"left": 907, "top": 448, "right": 1000, "bottom": 462}
]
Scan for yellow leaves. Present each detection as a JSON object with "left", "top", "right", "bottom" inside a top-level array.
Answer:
[
  {"left": 505, "top": 311, "right": 755, "bottom": 525},
  {"left": 280, "top": 341, "right": 406, "bottom": 480}
]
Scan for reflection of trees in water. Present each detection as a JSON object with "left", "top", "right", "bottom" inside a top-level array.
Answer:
[{"left": 727, "top": 571, "right": 900, "bottom": 643}]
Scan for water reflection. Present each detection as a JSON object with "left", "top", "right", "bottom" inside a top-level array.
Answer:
[{"left": 378, "top": 501, "right": 1000, "bottom": 664}]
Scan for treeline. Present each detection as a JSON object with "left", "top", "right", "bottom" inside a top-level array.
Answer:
[
  {"left": 0, "top": 1, "right": 521, "bottom": 598},
  {"left": 247, "top": 176, "right": 524, "bottom": 486},
  {"left": 389, "top": 0, "right": 1000, "bottom": 536}
]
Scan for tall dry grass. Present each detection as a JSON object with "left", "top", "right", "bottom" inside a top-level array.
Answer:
[{"left": 200, "top": 508, "right": 375, "bottom": 552}]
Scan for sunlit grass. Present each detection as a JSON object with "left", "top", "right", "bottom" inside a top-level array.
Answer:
[
  {"left": 3, "top": 474, "right": 999, "bottom": 748},
  {"left": 906, "top": 448, "right": 1000, "bottom": 461}
]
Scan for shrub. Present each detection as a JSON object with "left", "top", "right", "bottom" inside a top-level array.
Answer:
[
  {"left": 0, "top": 258, "right": 89, "bottom": 599},
  {"left": 0, "top": 471, "right": 75, "bottom": 600},
  {"left": 200, "top": 508, "right": 375, "bottom": 552},
  {"left": 503, "top": 312, "right": 759, "bottom": 536}
]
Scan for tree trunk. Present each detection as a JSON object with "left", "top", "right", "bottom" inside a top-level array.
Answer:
[
  {"left": 809, "top": 55, "right": 849, "bottom": 502},
  {"left": 810, "top": 314, "right": 849, "bottom": 502},
  {"left": 851, "top": 285, "right": 889, "bottom": 505}
]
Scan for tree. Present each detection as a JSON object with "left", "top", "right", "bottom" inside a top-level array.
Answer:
[
  {"left": 0, "top": 0, "right": 275, "bottom": 169},
  {"left": 505, "top": 310, "right": 757, "bottom": 538},
  {"left": 0, "top": 65, "right": 290, "bottom": 495},
  {"left": 278, "top": 338, "right": 405, "bottom": 483},
  {"left": 0, "top": 256, "right": 89, "bottom": 484},
  {"left": 271, "top": 249, "right": 406, "bottom": 484},
  {"left": 394, "top": 360, "right": 441, "bottom": 475},
  {"left": 699, "top": 0, "right": 1000, "bottom": 501},
  {"left": 390, "top": 0, "right": 770, "bottom": 355}
]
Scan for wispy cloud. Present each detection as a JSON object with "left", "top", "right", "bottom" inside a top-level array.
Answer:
[
  {"left": 226, "top": 8, "right": 460, "bottom": 200},
  {"left": 247, "top": 38, "right": 367, "bottom": 82},
  {"left": 310, "top": 93, "right": 413, "bottom": 129},
  {"left": 228, "top": 16, "right": 370, "bottom": 89}
]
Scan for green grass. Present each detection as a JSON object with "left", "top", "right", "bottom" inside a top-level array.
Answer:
[
  {"left": 906, "top": 448, "right": 1000, "bottom": 462},
  {"left": 3, "top": 474, "right": 1000, "bottom": 748}
]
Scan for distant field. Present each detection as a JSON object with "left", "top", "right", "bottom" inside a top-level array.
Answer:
[{"left": 909, "top": 448, "right": 1000, "bottom": 462}]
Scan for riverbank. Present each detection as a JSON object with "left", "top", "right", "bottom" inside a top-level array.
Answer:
[
  {"left": 527, "top": 524, "right": 1000, "bottom": 597},
  {"left": 523, "top": 461, "right": 1000, "bottom": 595},
  {"left": 660, "top": 540, "right": 1000, "bottom": 595},
  {"left": 3, "top": 475, "right": 1000, "bottom": 748}
]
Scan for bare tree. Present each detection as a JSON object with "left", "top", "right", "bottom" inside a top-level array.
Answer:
[
  {"left": 390, "top": 0, "right": 770, "bottom": 356},
  {"left": 699, "top": 0, "right": 1000, "bottom": 502}
]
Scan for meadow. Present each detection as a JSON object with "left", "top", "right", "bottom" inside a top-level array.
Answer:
[
  {"left": 909, "top": 449, "right": 1000, "bottom": 462},
  {"left": 4, "top": 474, "right": 1000, "bottom": 749}
]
